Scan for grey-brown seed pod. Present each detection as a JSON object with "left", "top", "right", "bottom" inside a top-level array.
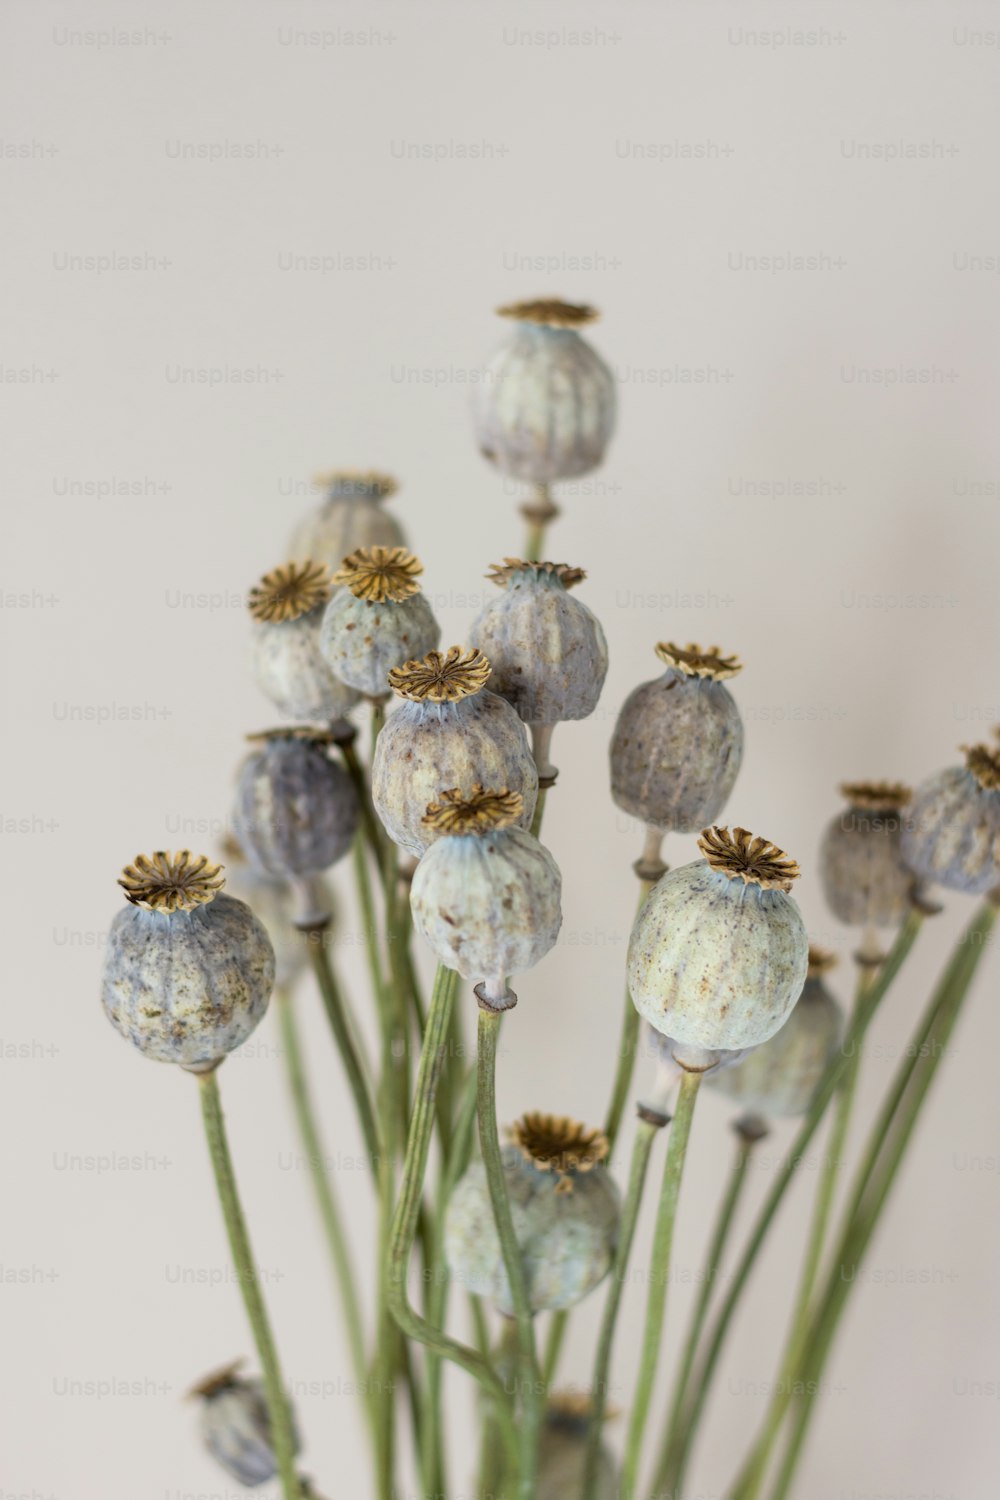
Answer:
[
  {"left": 101, "top": 853, "right": 275, "bottom": 1071},
  {"left": 901, "top": 745, "right": 1000, "bottom": 895},
  {"left": 190, "top": 1362, "right": 300, "bottom": 1489},
  {"left": 532, "top": 1394, "right": 619, "bottom": 1500},
  {"left": 473, "top": 300, "right": 616, "bottom": 485},
  {"left": 371, "top": 647, "right": 538, "bottom": 857},
  {"left": 409, "top": 788, "right": 561, "bottom": 994},
  {"left": 219, "top": 833, "right": 332, "bottom": 989},
  {"left": 628, "top": 826, "right": 809, "bottom": 1057},
  {"left": 820, "top": 781, "right": 914, "bottom": 928},
  {"left": 319, "top": 546, "right": 440, "bottom": 698},
  {"left": 444, "top": 1113, "right": 619, "bottom": 1315},
  {"left": 610, "top": 643, "right": 744, "bottom": 835},
  {"left": 232, "top": 731, "right": 359, "bottom": 925},
  {"left": 706, "top": 947, "right": 844, "bottom": 1117},
  {"left": 248, "top": 561, "right": 360, "bottom": 723},
  {"left": 289, "top": 469, "right": 406, "bottom": 571},
  {"left": 471, "top": 560, "right": 609, "bottom": 780}
]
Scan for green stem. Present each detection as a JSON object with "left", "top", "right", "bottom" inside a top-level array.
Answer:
[
  {"left": 582, "top": 1114, "right": 660, "bottom": 1500},
  {"left": 530, "top": 785, "right": 548, "bottom": 840},
  {"left": 622, "top": 1069, "right": 702, "bottom": 1500},
  {"left": 275, "top": 991, "right": 369, "bottom": 1418},
  {"left": 542, "top": 1309, "right": 569, "bottom": 1388},
  {"left": 386, "top": 965, "right": 520, "bottom": 1473},
  {"left": 767, "top": 900, "right": 995, "bottom": 1500},
  {"left": 654, "top": 910, "right": 924, "bottom": 1498},
  {"left": 477, "top": 1006, "right": 542, "bottom": 1500},
  {"left": 340, "top": 738, "right": 388, "bottom": 886},
  {"left": 604, "top": 879, "right": 655, "bottom": 1158},
  {"left": 197, "top": 1071, "right": 301, "bottom": 1500},
  {"left": 304, "top": 929, "right": 381, "bottom": 1170}
]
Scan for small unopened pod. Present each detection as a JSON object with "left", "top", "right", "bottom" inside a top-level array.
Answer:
[
  {"left": 471, "top": 559, "right": 608, "bottom": 780},
  {"left": 289, "top": 469, "right": 406, "bottom": 571},
  {"left": 707, "top": 947, "right": 844, "bottom": 1118},
  {"left": 410, "top": 787, "right": 561, "bottom": 995},
  {"left": 610, "top": 643, "right": 744, "bottom": 837},
  {"left": 371, "top": 646, "right": 538, "bottom": 857},
  {"left": 248, "top": 561, "right": 360, "bottom": 724},
  {"left": 445, "top": 1112, "right": 619, "bottom": 1315},
  {"left": 232, "top": 731, "right": 359, "bottom": 925},
  {"left": 190, "top": 1362, "right": 300, "bottom": 1489},
  {"left": 219, "top": 834, "right": 332, "bottom": 989},
  {"left": 536, "top": 1394, "right": 620, "bottom": 1500},
  {"left": 820, "top": 781, "right": 914, "bottom": 929},
  {"left": 319, "top": 545, "right": 440, "bottom": 698},
  {"left": 628, "top": 826, "right": 809, "bottom": 1058},
  {"left": 101, "top": 852, "right": 275, "bottom": 1071},
  {"left": 901, "top": 744, "right": 1000, "bottom": 895},
  {"left": 473, "top": 300, "right": 616, "bottom": 485}
]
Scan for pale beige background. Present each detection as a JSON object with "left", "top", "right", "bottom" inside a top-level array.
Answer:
[{"left": 3, "top": 2, "right": 1000, "bottom": 1497}]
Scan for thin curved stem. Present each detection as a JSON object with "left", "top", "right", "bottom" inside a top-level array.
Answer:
[
  {"left": 305, "top": 929, "right": 381, "bottom": 1170},
  {"left": 477, "top": 1006, "right": 542, "bottom": 1500},
  {"left": 530, "top": 785, "right": 548, "bottom": 839},
  {"left": 604, "top": 878, "right": 656, "bottom": 1157},
  {"left": 198, "top": 1071, "right": 301, "bottom": 1500},
  {"left": 621, "top": 1068, "right": 702, "bottom": 1500}
]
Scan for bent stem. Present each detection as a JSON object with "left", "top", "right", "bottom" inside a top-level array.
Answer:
[
  {"left": 197, "top": 1070, "right": 301, "bottom": 1500},
  {"left": 582, "top": 1113, "right": 661, "bottom": 1500},
  {"left": 477, "top": 1005, "right": 542, "bottom": 1500},
  {"left": 304, "top": 928, "right": 381, "bottom": 1170},
  {"left": 621, "top": 1067, "right": 703, "bottom": 1500}
]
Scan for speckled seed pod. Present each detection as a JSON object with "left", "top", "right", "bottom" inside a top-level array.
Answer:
[
  {"left": 371, "top": 647, "right": 538, "bottom": 857},
  {"left": 248, "top": 561, "right": 360, "bottom": 723},
  {"left": 707, "top": 947, "right": 844, "bottom": 1117},
  {"left": 220, "top": 835, "right": 332, "bottom": 989},
  {"left": 534, "top": 1395, "right": 619, "bottom": 1500},
  {"left": 191, "top": 1363, "right": 300, "bottom": 1488},
  {"left": 445, "top": 1113, "right": 619, "bottom": 1315},
  {"left": 409, "top": 788, "right": 561, "bottom": 995},
  {"left": 101, "top": 852, "right": 275, "bottom": 1071},
  {"left": 471, "top": 559, "right": 609, "bottom": 779},
  {"left": 473, "top": 300, "right": 616, "bottom": 485},
  {"left": 232, "top": 731, "right": 359, "bottom": 924},
  {"left": 901, "top": 745, "right": 1000, "bottom": 895},
  {"left": 289, "top": 469, "right": 406, "bottom": 571},
  {"left": 319, "top": 546, "right": 440, "bottom": 699},
  {"left": 610, "top": 643, "right": 744, "bottom": 835},
  {"left": 628, "top": 826, "right": 809, "bottom": 1057},
  {"left": 819, "top": 781, "right": 914, "bottom": 929}
]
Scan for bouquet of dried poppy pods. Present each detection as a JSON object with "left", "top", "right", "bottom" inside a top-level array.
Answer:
[{"left": 98, "top": 300, "right": 999, "bottom": 1500}]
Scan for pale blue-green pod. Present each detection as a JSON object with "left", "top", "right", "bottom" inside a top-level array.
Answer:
[
  {"left": 192, "top": 1363, "right": 300, "bottom": 1488},
  {"left": 473, "top": 300, "right": 616, "bottom": 485},
  {"left": 249, "top": 561, "right": 360, "bottom": 723},
  {"left": 901, "top": 747, "right": 1000, "bottom": 895},
  {"left": 820, "top": 782, "right": 914, "bottom": 928},
  {"left": 101, "top": 853, "right": 275, "bottom": 1071},
  {"left": 289, "top": 469, "right": 406, "bottom": 572},
  {"left": 371, "top": 648, "right": 538, "bottom": 857},
  {"left": 610, "top": 643, "right": 744, "bottom": 835},
  {"left": 628, "top": 826, "right": 809, "bottom": 1054},
  {"left": 319, "top": 546, "right": 440, "bottom": 698},
  {"left": 535, "top": 1397, "right": 619, "bottom": 1500},
  {"left": 707, "top": 948, "right": 843, "bottom": 1117},
  {"left": 445, "top": 1114, "right": 619, "bottom": 1315},
  {"left": 409, "top": 788, "right": 561, "bottom": 991}
]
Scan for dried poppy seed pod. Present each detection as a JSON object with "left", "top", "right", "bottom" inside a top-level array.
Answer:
[
  {"left": 220, "top": 834, "right": 332, "bottom": 989},
  {"left": 444, "top": 1113, "right": 619, "bottom": 1315},
  {"left": 249, "top": 561, "right": 360, "bottom": 723},
  {"left": 101, "top": 853, "right": 275, "bottom": 1071},
  {"left": 471, "top": 559, "right": 609, "bottom": 780},
  {"left": 371, "top": 646, "right": 538, "bottom": 857},
  {"left": 536, "top": 1394, "right": 620, "bottom": 1500},
  {"left": 901, "top": 745, "right": 1000, "bottom": 895},
  {"left": 707, "top": 947, "right": 844, "bottom": 1117},
  {"left": 319, "top": 546, "right": 440, "bottom": 699},
  {"left": 474, "top": 299, "right": 616, "bottom": 489},
  {"left": 819, "top": 781, "right": 914, "bottom": 930},
  {"left": 610, "top": 644, "right": 744, "bottom": 844},
  {"left": 191, "top": 1362, "right": 300, "bottom": 1488},
  {"left": 232, "top": 731, "right": 359, "bottom": 926},
  {"left": 409, "top": 788, "right": 561, "bottom": 1001},
  {"left": 628, "top": 826, "right": 809, "bottom": 1059},
  {"left": 289, "top": 469, "right": 406, "bottom": 571}
]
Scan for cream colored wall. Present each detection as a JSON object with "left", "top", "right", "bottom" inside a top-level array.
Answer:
[{"left": 4, "top": 4, "right": 1000, "bottom": 1497}]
